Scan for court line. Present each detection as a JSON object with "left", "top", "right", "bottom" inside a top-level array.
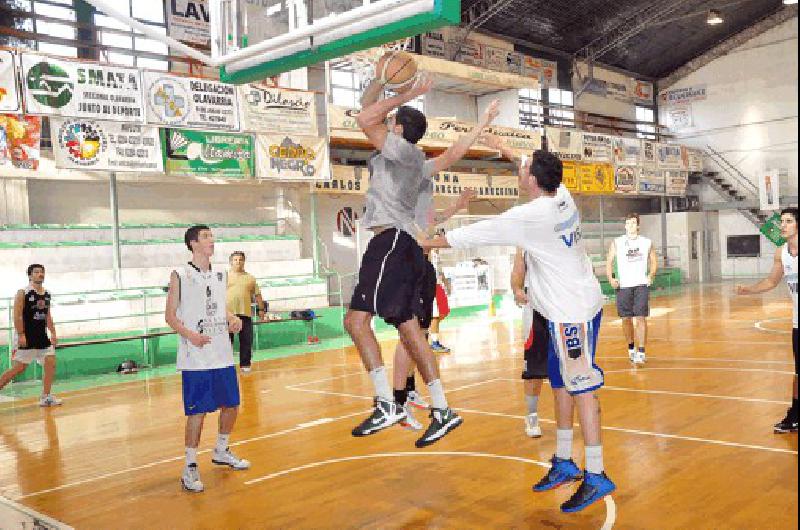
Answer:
[
  {"left": 454, "top": 407, "right": 799, "bottom": 456},
  {"left": 601, "top": 334, "right": 787, "bottom": 345},
  {"left": 243, "top": 451, "right": 617, "bottom": 530},
  {"left": 16, "top": 408, "right": 370, "bottom": 500},
  {"left": 754, "top": 318, "right": 793, "bottom": 335},
  {"left": 493, "top": 378, "right": 788, "bottom": 405},
  {"left": 604, "top": 367, "right": 795, "bottom": 375},
  {"left": 601, "top": 356, "right": 793, "bottom": 365},
  {"left": 0, "top": 494, "right": 73, "bottom": 529},
  {"left": 287, "top": 386, "right": 798, "bottom": 455}
]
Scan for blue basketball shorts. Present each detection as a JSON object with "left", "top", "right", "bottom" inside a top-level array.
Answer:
[
  {"left": 547, "top": 311, "right": 604, "bottom": 395},
  {"left": 181, "top": 366, "right": 241, "bottom": 416}
]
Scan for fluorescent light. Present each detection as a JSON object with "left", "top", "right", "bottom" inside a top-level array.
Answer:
[
  {"left": 783, "top": 0, "right": 797, "bottom": 5},
  {"left": 706, "top": 9, "right": 723, "bottom": 25}
]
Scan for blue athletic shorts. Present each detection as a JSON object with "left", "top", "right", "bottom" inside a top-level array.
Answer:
[
  {"left": 547, "top": 311, "right": 604, "bottom": 395},
  {"left": 181, "top": 366, "right": 240, "bottom": 416}
]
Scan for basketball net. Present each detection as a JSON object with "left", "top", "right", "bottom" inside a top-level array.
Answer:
[{"left": 344, "top": 37, "right": 415, "bottom": 93}]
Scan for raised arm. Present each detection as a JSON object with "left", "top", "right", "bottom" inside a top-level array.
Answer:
[
  {"left": 736, "top": 247, "right": 784, "bottom": 295},
  {"left": 606, "top": 240, "right": 619, "bottom": 290},
  {"left": 355, "top": 74, "right": 434, "bottom": 151},
  {"left": 431, "top": 189, "right": 477, "bottom": 227},
  {"left": 430, "top": 100, "right": 500, "bottom": 174}
]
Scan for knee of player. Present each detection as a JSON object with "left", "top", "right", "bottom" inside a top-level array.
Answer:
[{"left": 344, "top": 312, "right": 368, "bottom": 334}]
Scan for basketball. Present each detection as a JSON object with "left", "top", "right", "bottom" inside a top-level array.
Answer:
[{"left": 376, "top": 50, "right": 418, "bottom": 92}]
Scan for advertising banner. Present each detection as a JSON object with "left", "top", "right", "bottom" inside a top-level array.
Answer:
[
  {"left": 315, "top": 165, "right": 369, "bottom": 194},
  {"left": 545, "top": 127, "right": 582, "bottom": 161},
  {"left": 665, "top": 171, "right": 689, "bottom": 196},
  {"left": 239, "top": 85, "right": 318, "bottom": 136},
  {"left": 582, "top": 133, "right": 613, "bottom": 163},
  {"left": 162, "top": 128, "right": 254, "bottom": 178},
  {"left": 143, "top": 72, "right": 239, "bottom": 130},
  {"left": 579, "top": 163, "right": 615, "bottom": 194},
  {"left": 759, "top": 169, "right": 781, "bottom": 211},
  {"left": 615, "top": 165, "right": 638, "bottom": 194},
  {"left": 638, "top": 170, "right": 666, "bottom": 195},
  {"left": 52, "top": 118, "right": 163, "bottom": 172},
  {"left": 0, "top": 115, "right": 41, "bottom": 170},
  {"left": 612, "top": 136, "right": 641, "bottom": 166},
  {"left": 255, "top": 134, "right": 329, "bottom": 181},
  {"left": 657, "top": 143, "right": 685, "bottom": 170},
  {"left": 167, "top": 0, "right": 211, "bottom": 48},
  {"left": 563, "top": 161, "right": 578, "bottom": 191},
  {"left": 22, "top": 54, "right": 144, "bottom": 122},
  {"left": 0, "top": 51, "right": 21, "bottom": 113}
]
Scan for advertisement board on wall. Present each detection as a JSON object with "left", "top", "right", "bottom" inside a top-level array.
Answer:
[
  {"left": 52, "top": 118, "right": 163, "bottom": 172},
  {"left": 162, "top": 128, "right": 254, "bottom": 178},
  {"left": 143, "top": 72, "right": 239, "bottom": 131},
  {"left": 22, "top": 55, "right": 144, "bottom": 122}
]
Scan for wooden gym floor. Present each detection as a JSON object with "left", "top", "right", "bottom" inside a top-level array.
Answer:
[{"left": 0, "top": 282, "right": 797, "bottom": 529}]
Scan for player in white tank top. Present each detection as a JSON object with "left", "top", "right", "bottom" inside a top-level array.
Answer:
[
  {"left": 606, "top": 214, "right": 658, "bottom": 364},
  {"left": 421, "top": 146, "right": 616, "bottom": 513},
  {"left": 736, "top": 208, "right": 798, "bottom": 433},
  {"left": 165, "top": 226, "right": 250, "bottom": 493}
]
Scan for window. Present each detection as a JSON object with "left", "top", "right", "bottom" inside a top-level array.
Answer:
[
  {"left": 636, "top": 106, "right": 657, "bottom": 140},
  {"left": 94, "top": 0, "right": 168, "bottom": 70},
  {"left": 518, "top": 88, "right": 543, "bottom": 130},
  {"left": 330, "top": 63, "right": 423, "bottom": 110},
  {"left": 30, "top": 0, "right": 78, "bottom": 57},
  {"left": 548, "top": 88, "right": 575, "bottom": 127}
]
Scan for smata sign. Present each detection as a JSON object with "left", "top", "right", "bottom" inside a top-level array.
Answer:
[{"left": 22, "top": 55, "right": 144, "bottom": 122}]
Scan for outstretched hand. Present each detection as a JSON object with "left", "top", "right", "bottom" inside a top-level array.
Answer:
[
  {"left": 479, "top": 99, "right": 500, "bottom": 127},
  {"left": 456, "top": 188, "right": 477, "bottom": 209}
]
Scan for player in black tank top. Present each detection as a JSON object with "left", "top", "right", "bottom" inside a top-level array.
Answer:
[
  {"left": 20, "top": 286, "right": 52, "bottom": 350},
  {"left": 0, "top": 264, "right": 61, "bottom": 406}
]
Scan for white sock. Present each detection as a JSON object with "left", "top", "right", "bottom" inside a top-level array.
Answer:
[
  {"left": 185, "top": 447, "right": 198, "bottom": 467},
  {"left": 556, "top": 429, "right": 573, "bottom": 460},
  {"left": 525, "top": 395, "right": 539, "bottom": 415},
  {"left": 216, "top": 433, "right": 230, "bottom": 453},
  {"left": 430, "top": 333, "right": 439, "bottom": 343},
  {"left": 585, "top": 445, "right": 604, "bottom": 474},
  {"left": 427, "top": 379, "right": 448, "bottom": 409},
  {"left": 369, "top": 366, "right": 392, "bottom": 401}
]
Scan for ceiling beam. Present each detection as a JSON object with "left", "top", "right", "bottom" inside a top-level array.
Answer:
[{"left": 660, "top": 5, "right": 798, "bottom": 89}]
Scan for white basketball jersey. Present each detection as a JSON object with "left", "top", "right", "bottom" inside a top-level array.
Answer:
[
  {"left": 175, "top": 263, "right": 234, "bottom": 371},
  {"left": 615, "top": 235, "right": 652, "bottom": 288},
  {"left": 782, "top": 243, "right": 798, "bottom": 328}
]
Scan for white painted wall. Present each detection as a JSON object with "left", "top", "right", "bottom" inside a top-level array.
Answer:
[
  {"left": 25, "top": 180, "right": 282, "bottom": 225},
  {"left": 640, "top": 211, "right": 710, "bottom": 283},
  {"left": 425, "top": 90, "right": 477, "bottom": 121},
  {"left": 661, "top": 17, "right": 799, "bottom": 200},
  {"left": 477, "top": 89, "right": 522, "bottom": 128}
]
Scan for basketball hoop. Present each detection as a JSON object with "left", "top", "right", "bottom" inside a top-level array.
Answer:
[{"left": 345, "top": 37, "right": 416, "bottom": 93}]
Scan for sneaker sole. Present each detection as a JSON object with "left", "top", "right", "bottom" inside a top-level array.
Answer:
[
  {"left": 211, "top": 459, "right": 250, "bottom": 470},
  {"left": 532, "top": 476, "right": 581, "bottom": 492},
  {"left": 774, "top": 426, "right": 799, "bottom": 434},
  {"left": 560, "top": 485, "right": 616, "bottom": 513},
  {"left": 408, "top": 402, "right": 429, "bottom": 410},
  {"left": 180, "top": 479, "right": 204, "bottom": 493},
  {"left": 526, "top": 431, "right": 543, "bottom": 438},
  {"left": 414, "top": 416, "right": 463, "bottom": 448},
  {"left": 352, "top": 415, "right": 406, "bottom": 437}
]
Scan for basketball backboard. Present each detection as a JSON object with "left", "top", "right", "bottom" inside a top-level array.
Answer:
[
  {"left": 214, "top": 0, "right": 461, "bottom": 84},
  {"left": 82, "top": 0, "right": 458, "bottom": 84}
]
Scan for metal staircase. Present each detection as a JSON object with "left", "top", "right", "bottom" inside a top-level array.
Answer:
[{"left": 701, "top": 146, "right": 768, "bottom": 228}]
